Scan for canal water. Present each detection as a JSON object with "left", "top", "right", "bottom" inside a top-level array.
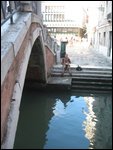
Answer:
[{"left": 14, "top": 88, "right": 112, "bottom": 149}]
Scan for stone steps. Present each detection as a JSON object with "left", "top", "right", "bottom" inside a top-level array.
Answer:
[
  {"left": 52, "top": 65, "right": 112, "bottom": 71},
  {"left": 51, "top": 70, "right": 112, "bottom": 75},
  {"left": 51, "top": 65, "right": 112, "bottom": 76},
  {"left": 51, "top": 72, "right": 112, "bottom": 78},
  {"left": 71, "top": 84, "right": 112, "bottom": 90},
  {"left": 72, "top": 80, "right": 112, "bottom": 86},
  {"left": 71, "top": 89, "right": 112, "bottom": 94},
  {"left": 51, "top": 67, "right": 112, "bottom": 71},
  {"left": 71, "top": 76, "right": 112, "bottom": 81},
  {"left": 71, "top": 68, "right": 112, "bottom": 91},
  {"left": 49, "top": 65, "right": 112, "bottom": 92}
]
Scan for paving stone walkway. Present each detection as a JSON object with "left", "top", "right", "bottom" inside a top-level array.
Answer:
[
  {"left": 48, "top": 42, "right": 112, "bottom": 87},
  {"left": 56, "top": 42, "right": 112, "bottom": 67}
]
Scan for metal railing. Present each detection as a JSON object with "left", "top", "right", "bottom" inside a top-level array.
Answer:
[{"left": 1, "top": 1, "right": 21, "bottom": 25}]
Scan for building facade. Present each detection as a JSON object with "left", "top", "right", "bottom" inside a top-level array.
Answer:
[
  {"left": 41, "top": 1, "right": 86, "bottom": 42},
  {"left": 94, "top": 1, "right": 112, "bottom": 59}
]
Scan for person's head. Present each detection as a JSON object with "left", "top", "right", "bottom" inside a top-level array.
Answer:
[{"left": 65, "top": 54, "right": 68, "bottom": 58}]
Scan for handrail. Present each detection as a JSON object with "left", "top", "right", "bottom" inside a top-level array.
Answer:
[
  {"left": 1, "top": 1, "right": 60, "bottom": 54},
  {"left": 1, "top": 1, "right": 21, "bottom": 26}
]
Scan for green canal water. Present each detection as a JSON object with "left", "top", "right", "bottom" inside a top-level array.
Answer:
[{"left": 14, "top": 88, "right": 112, "bottom": 149}]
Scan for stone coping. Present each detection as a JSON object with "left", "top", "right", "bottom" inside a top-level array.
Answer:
[
  {"left": 53, "top": 64, "right": 112, "bottom": 69},
  {"left": 1, "top": 12, "right": 44, "bottom": 85},
  {"left": 47, "top": 77, "right": 72, "bottom": 85}
]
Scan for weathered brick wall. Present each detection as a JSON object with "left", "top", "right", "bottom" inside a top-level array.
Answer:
[
  {"left": 1, "top": 22, "right": 42, "bottom": 143},
  {"left": 1, "top": 21, "right": 56, "bottom": 144},
  {"left": 45, "top": 45, "right": 56, "bottom": 77},
  {"left": 25, "top": 23, "right": 42, "bottom": 82},
  {"left": 1, "top": 28, "right": 30, "bottom": 143}
]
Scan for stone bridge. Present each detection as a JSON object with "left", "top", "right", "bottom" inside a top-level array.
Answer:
[{"left": 1, "top": 1, "right": 59, "bottom": 148}]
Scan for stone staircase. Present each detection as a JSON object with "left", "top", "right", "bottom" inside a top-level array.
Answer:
[{"left": 49, "top": 64, "right": 112, "bottom": 93}]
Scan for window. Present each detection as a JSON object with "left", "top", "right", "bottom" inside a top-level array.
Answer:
[
  {"left": 99, "top": 33, "right": 101, "bottom": 44},
  {"left": 45, "top": 6, "right": 47, "bottom": 13},
  {"left": 45, "top": 14, "right": 47, "bottom": 21},
  {"left": 103, "top": 32, "right": 106, "bottom": 46}
]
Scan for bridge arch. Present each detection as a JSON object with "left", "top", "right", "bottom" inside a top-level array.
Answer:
[
  {"left": 1, "top": 14, "right": 48, "bottom": 148},
  {"left": 1, "top": 10, "right": 57, "bottom": 148},
  {"left": 26, "top": 34, "right": 47, "bottom": 83}
]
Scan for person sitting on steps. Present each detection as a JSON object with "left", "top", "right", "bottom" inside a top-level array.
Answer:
[{"left": 61, "top": 54, "right": 72, "bottom": 76}]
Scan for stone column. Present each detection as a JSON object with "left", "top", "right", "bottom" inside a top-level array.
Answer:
[
  {"left": 20, "top": 1, "right": 42, "bottom": 21},
  {"left": 20, "top": 1, "right": 32, "bottom": 12},
  {"left": 37, "top": 1, "right": 42, "bottom": 20}
]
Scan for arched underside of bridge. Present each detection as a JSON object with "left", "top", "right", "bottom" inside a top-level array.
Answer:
[
  {"left": 1, "top": 13, "right": 48, "bottom": 148},
  {"left": 1, "top": 12, "right": 56, "bottom": 149},
  {"left": 26, "top": 36, "right": 46, "bottom": 83}
]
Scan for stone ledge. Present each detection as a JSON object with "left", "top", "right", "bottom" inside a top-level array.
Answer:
[
  {"left": 1, "top": 82, "right": 21, "bottom": 149},
  {"left": 32, "top": 27, "right": 41, "bottom": 44},
  {"left": 1, "top": 43, "right": 14, "bottom": 85},
  {"left": 16, "top": 42, "right": 32, "bottom": 93},
  {"left": 45, "top": 44, "right": 56, "bottom": 56},
  {"left": 31, "top": 13, "right": 43, "bottom": 28},
  {"left": 1, "top": 13, "right": 32, "bottom": 85},
  {"left": 1, "top": 12, "right": 43, "bottom": 85},
  {"left": 47, "top": 77, "right": 72, "bottom": 85}
]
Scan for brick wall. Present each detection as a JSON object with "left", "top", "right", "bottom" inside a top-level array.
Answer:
[
  {"left": 45, "top": 45, "right": 56, "bottom": 77},
  {"left": 1, "top": 28, "right": 30, "bottom": 143}
]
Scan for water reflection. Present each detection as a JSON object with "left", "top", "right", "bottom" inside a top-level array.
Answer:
[
  {"left": 14, "top": 89, "right": 112, "bottom": 149},
  {"left": 44, "top": 95, "right": 89, "bottom": 149},
  {"left": 83, "top": 95, "right": 112, "bottom": 149}
]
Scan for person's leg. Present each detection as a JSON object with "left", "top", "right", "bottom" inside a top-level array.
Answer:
[
  {"left": 61, "top": 65, "right": 65, "bottom": 76},
  {"left": 65, "top": 65, "right": 68, "bottom": 71},
  {"left": 68, "top": 65, "right": 72, "bottom": 75}
]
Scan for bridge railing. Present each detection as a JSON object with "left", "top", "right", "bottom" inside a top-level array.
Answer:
[
  {"left": 1, "top": 1, "right": 59, "bottom": 57},
  {"left": 43, "top": 25, "right": 60, "bottom": 53},
  {"left": 1, "top": 1, "right": 21, "bottom": 25},
  {"left": 1, "top": 1, "right": 42, "bottom": 26}
]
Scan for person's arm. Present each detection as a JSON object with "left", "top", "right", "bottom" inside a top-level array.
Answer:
[
  {"left": 68, "top": 58, "right": 71, "bottom": 63},
  {"left": 61, "top": 58, "right": 64, "bottom": 65}
]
